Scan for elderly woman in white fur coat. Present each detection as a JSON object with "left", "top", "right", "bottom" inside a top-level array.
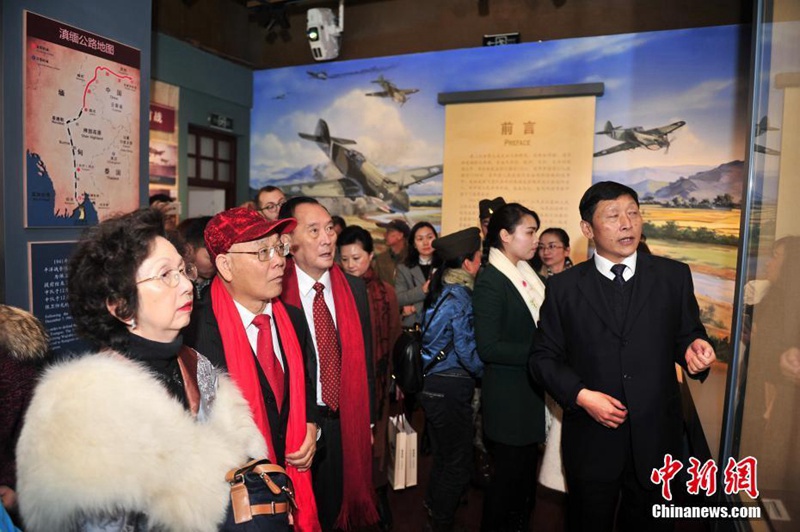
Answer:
[{"left": 16, "top": 208, "right": 268, "bottom": 532}]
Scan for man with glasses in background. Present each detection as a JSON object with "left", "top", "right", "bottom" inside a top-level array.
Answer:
[
  {"left": 182, "top": 206, "right": 322, "bottom": 530},
  {"left": 256, "top": 185, "right": 287, "bottom": 221}
]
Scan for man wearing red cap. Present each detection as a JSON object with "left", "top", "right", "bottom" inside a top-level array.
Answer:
[
  {"left": 278, "top": 197, "right": 378, "bottom": 531},
  {"left": 182, "top": 206, "right": 321, "bottom": 531}
]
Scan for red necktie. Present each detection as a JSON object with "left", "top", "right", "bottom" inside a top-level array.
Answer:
[
  {"left": 252, "top": 314, "right": 285, "bottom": 411},
  {"left": 312, "top": 282, "right": 341, "bottom": 411}
]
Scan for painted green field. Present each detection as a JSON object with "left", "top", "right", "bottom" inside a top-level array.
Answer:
[
  {"left": 642, "top": 205, "right": 741, "bottom": 237},
  {"left": 647, "top": 239, "right": 738, "bottom": 279}
]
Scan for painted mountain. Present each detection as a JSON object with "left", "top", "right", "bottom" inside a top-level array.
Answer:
[
  {"left": 599, "top": 161, "right": 745, "bottom": 204},
  {"left": 651, "top": 161, "right": 744, "bottom": 203}
]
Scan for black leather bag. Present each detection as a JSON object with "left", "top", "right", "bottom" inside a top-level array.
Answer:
[
  {"left": 220, "top": 458, "right": 294, "bottom": 531},
  {"left": 392, "top": 294, "right": 453, "bottom": 395},
  {"left": 392, "top": 325, "right": 425, "bottom": 394}
]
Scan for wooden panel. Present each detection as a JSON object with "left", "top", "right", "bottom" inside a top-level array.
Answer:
[{"left": 153, "top": 0, "right": 752, "bottom": 70}]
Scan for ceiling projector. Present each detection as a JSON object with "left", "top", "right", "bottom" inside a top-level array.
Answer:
[{"left": 307, "top": 5, "right": 342, "bottom": 61}]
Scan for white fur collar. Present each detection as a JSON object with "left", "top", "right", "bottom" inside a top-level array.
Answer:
[{"left": 17, "top": 351, "right": 266, "bottom": 532}]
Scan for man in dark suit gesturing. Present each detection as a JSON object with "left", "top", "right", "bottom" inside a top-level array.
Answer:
[{"left": 530, "top": 181, "right": 716, "bottom": 532}]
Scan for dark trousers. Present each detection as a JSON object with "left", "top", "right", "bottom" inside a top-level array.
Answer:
[
  {"left": 565, "top": 443, "right": 675, "bottom": 532},
  {"left": 420, "top": 373, "right": 475, "bottom": 525},
  {"left": 481, "top": 440, "right": 539, "bottom": 532},
  {"left": 312, "top": 412, "right": 344, "bottom": 531}
]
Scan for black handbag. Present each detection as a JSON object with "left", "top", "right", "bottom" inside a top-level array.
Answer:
[
  {"left": 392, "top": 325, "right": 424, "bottom": 394},
  {"left": 392, "top": 294, "right": 453, "bottom": 394},
  {"left": 220, "top": 458, "right": 295, "bottom": 531}
]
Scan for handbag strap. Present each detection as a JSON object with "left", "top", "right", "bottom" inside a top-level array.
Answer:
[
  {"left": 420, "top": 292, "right": 456, "bottom": 375},
  {"left": 422, "top": 339, "right": 454, "bottom": 375},
  {"left": 225, "top": 458, "right": 267, "bottom": 482},
  {"left": 420, "top": 292, "right": 452, "bottom": 336},
  {"left": 177, "top": 345, "right": 201, "bottom": 418},
  {"left": 226, "top": 458, "right": 288, "bottom": 483}
]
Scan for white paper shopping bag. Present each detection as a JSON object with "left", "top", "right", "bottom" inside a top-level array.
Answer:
[
  {"left": 387, "top": 415, "right": 407, "bottom": 490},
  {"left": 403, "top": 418, "right": 418, "bottom": 487}
]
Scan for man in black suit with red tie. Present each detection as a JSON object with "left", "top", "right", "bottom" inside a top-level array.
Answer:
[
  {"left": 278, "top": 197, "right": 378, "bottom": 531},
  {"left": 530, "top": 181, "right": 716, "bottom": 532},
  {"left": 182, "top": 207, "right": 322, "bottom": 529}
]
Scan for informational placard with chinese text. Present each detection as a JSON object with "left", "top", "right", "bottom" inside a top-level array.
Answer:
[
  {"left": 442, "top": 96, "right": 596, "bottom": 261},
  {"left": 29, "top": 241, "right": 87, "bottom": 354}
]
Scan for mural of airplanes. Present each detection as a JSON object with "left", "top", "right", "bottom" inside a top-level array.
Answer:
[
  {"left": 754, "top": 116, "right": 780, "bottom": 155},
  {"left": 593, "top": 120, "right": 686, "bottom": 157},
  {"left": 298, "top": 119, "right": 442, "bottom": 212},
  {"left": 365, "top": 75, "right": 419, "bottom": 105},
  {"left": 307, "top": 66, "right": 386, "bottom": 81}
]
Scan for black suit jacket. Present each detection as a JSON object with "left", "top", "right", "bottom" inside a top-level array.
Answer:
[
  {"left": 284, "top": 272, "right": 376, "bottom": 424},
  {"left": 530, "top": 253, "right": 709, "bottom": 485},
  {"left": 182, "top": 290, "right": 317, "bottom": 466}
]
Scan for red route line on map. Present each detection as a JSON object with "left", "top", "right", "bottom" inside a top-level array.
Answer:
[
  {"left": 81, "top": 66, "right": 134, "bottom": 108},
  {"left": 70, "top": 66, "right": 134, "bottom": 203}
]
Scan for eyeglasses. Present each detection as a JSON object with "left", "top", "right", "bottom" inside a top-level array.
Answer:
[
  {"left": 537, "top": 243, "right": 565, "bottom": 252},
  {"left": 136, "top": 263, "right": 198, "bottom": 288},
  {"left": 259, "top": 199, "right": 286, "bottom": 213},
  {"left": 227, "top": 242, "right": 291, "bottom": 262}
]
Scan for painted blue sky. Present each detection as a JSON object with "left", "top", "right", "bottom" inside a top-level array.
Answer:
[{"left": 251, "top": 25, "right": 748, "bottom": 188}]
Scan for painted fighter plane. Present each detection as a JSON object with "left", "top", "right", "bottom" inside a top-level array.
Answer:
[
  {"left": 365, "top": 75, "right": 419, "bottom": 106},
  {"left": 593, "top": 120, "right": 686, "bottom": 157},
  {"left": 297, "top": 119, "right": 441, "bottom": 212},
  {"left": 307, "top": 66, "right": 386, "bottom": 81}
]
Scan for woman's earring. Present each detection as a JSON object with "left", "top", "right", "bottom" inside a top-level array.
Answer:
[{"left": 128, "top": 318, "right": 137, "bottom": 330}]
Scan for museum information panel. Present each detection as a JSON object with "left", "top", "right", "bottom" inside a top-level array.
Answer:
[{"left": 442, "top": 96, "right": 595, "bottom": 261}]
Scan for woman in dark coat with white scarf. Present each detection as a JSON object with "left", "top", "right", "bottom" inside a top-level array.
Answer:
[{"left": 473, "top": 203, "right": 547, "bottom": 532}]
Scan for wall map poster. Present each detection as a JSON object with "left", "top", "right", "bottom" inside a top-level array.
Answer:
[{"left": 24, "top": 11, "right": 140, "bottom": 227}]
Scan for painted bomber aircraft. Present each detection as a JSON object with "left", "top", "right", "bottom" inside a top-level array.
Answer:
[
  {"left": 593, "top": 120, "right": 686, "bottom": 157},
  {"left": 296, "top": 119, "right": 441, "bottom": 213},
  {"left": 365, "top": 75, "right": 420, "bottom": 106}
]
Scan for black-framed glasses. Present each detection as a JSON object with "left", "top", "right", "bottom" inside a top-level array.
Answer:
[
  {"left": 136, "top": 263, "right": 198, "bottom": 288},
  {"left": 227, "top": 242, "right": 291, "bottom": 262},
  {"left": 538, "top": 243, "right": 564, "bottom": 252},
  {"left": 258, "top": 199, "right": 286, "bottom": 213}
]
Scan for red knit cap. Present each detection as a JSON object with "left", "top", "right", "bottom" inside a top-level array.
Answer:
[{"left": 204, "top": 207, "right": 296, "bottom": 260}]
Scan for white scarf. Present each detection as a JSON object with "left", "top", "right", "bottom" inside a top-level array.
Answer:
[{"left": 488, "top": 247, "right": 546, "bottom": 323}]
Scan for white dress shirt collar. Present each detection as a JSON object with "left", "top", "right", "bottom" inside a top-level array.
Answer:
[
  {"left": 232, "top": 299, "right": 284, "bottom": 371},
  {"left": 295, "top": 265, "right": 332, "bottom": 297},
  {"left": 593, "top": 251, "right": 637, "bottom": 282},
  {"left": 233, "top": 299, "right": 273, "bottom": 328}
]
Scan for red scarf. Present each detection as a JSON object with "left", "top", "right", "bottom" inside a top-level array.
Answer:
[
  {"left": 210, "top": 277, "right": 320, "bottom": 532},
  {"left": 363, "top": 267, "right": 401, "bottom": 467},
  {"left": 281, "top": 260, "right": 378, "bottom": 529}
]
